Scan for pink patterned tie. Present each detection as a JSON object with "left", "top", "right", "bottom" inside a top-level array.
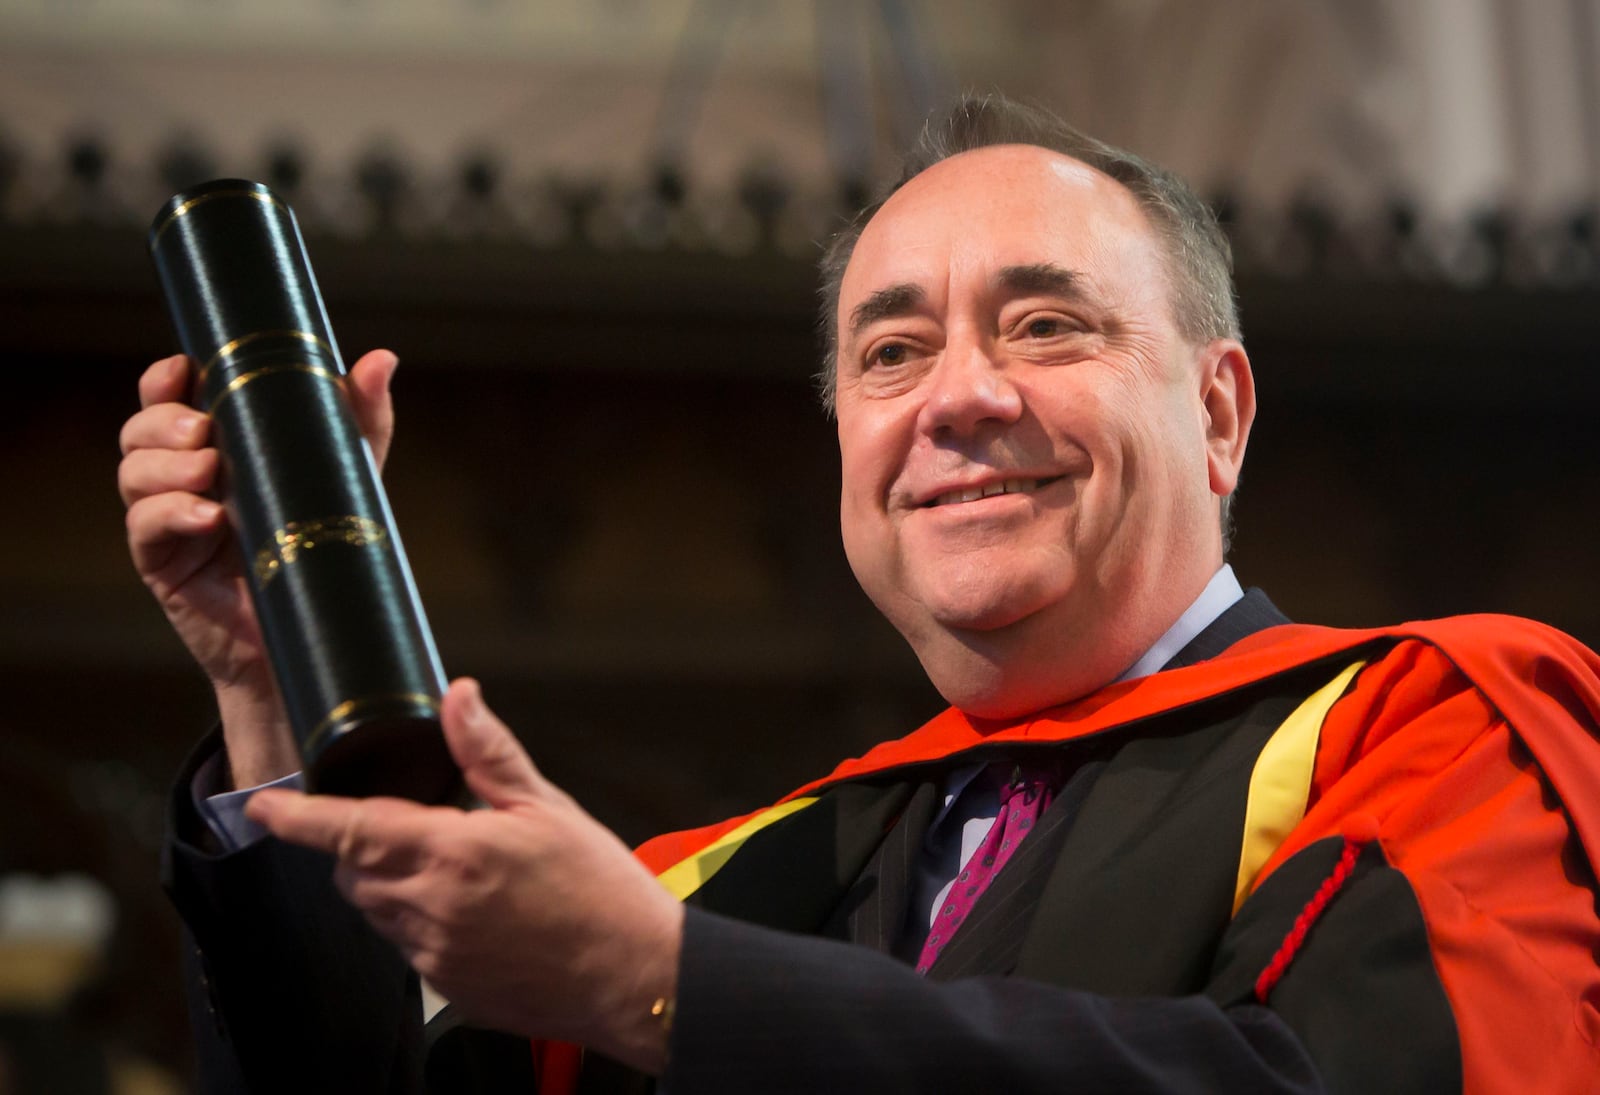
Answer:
[{"left": 916, "top": 763, "right": 1055, "bottom": 974}]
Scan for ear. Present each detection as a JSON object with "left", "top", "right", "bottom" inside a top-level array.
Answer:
[{"left": 1196, "top": 339, "right": 1255, "bottom": 498}]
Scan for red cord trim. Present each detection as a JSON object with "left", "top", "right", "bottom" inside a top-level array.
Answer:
[
  {"left": 532, "top": 1039, "right": 583, "bottom": 1095},
  {"left": 1253, "top": 833, "right": 1370, "bottom": 1003}
]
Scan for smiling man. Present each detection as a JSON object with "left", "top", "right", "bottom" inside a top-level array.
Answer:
[
  {"left": 128, "top": 95, "right": 1600, "bottom": 1092},
  {"left": 833, "top": 140, "right": 1250, "bottom": 719}
]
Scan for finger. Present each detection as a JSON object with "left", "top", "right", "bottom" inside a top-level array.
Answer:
[
  {"left": 332, "top": 861, "right": 416, "bottom": 915},
  {"left": 333, "top": 866, "right": 444, "bottom": 925},
  {"left": 119, "top": 402, "right": 211, "bottom": 457},
  {"left": 139, "top": 355, "right": 194, "bottom": 410},
  {"left": 248, "top": 788, "right": 435, "bottom": 875},
  {"left": 118, "top": 447, "right": 219, "bottom": 506},
  {"left": 330, "top": 867, "right": 444, "bottom": 954},
  {"left": 346, "top": 349, "right": 398, "bottom": 468},
  {"left": 125, "top": 493, "right": 227, "bottom": 578},
  {"left": 364, "top": 898, "right": 442, "bottom": 960},
  {"left": 441, "top": 678, "right": 546, "bottom": 810}
]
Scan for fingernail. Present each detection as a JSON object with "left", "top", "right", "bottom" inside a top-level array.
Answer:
[
  {"left": 192, "top": 500, "right": 221, "bottom": 522},
  {"left": 178, "top": 412, "right": 205, "bottom": 435}
]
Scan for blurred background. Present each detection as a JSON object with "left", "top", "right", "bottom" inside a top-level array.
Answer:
[{"left": 1, "top": 0, "right": 1597, "bottom": 1089}]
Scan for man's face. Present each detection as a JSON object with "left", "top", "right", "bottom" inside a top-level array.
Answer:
[{"left": 834, "top": 144, "right": 1249, "bottom": 717}]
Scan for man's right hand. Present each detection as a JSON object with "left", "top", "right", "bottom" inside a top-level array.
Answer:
[{"left": 118, "top": 349, "right": 400, "bottom": 790}]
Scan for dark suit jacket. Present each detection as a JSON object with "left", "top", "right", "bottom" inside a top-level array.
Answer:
[{"left": 170, "top": 590, "right": 1433, "bottom": 1092}]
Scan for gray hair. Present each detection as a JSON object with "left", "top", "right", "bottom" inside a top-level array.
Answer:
[{"left": 816, "top": 92, "right": 1242, "bottom": 547}]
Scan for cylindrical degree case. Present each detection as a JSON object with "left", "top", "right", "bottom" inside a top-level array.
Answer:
[{"left": 149, "top": 179, "right": 460, "bottom": 804}]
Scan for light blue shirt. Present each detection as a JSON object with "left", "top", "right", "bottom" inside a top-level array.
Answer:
[
  {"left": 904, "top": 565, "right": 1245, "bottom": 946},
  {"left": 195, "top": 753, "right": 303, "bottom": 852}
]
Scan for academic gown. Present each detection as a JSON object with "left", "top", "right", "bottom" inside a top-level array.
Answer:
[{"left": 162, "top": 591, "right": 1600, "bottom": 1093}]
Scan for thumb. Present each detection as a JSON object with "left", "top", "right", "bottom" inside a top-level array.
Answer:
[
  {"left": 441, "top": 677, "right": 544, "bottom": 809},
  {"left": 346, "top": 348, "right": 399, "bottom": 469}
]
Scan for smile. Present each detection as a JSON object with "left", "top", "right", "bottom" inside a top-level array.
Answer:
[{"left": 926, "top": 476, "right": 1064, "bottom": 508}]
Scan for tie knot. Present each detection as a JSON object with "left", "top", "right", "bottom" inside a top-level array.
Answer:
[{"left": 992, "top": 760, "right": 1054, "bottom": 807}]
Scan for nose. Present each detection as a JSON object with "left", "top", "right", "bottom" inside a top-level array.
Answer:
[{"left": 915, "top": 332, "right": 1023, "bottom": 437}]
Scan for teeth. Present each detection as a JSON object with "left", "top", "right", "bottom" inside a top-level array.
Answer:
[{"left": 934, "top": 478, "right": 1040, "bottom": 507}]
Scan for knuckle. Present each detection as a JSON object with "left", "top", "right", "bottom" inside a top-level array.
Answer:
[
  {"left": 410, "top": 948, "right": 443, "bottom": 982},
  {"left": 123, "top": 496, "right": 155, "bottom": 537},
  {"left": 124, "top": 493, "right": 179, "bottom": 544},
  {"left": 423, "top": 893, "right": 463, "bottom": 932},
  {"left": 430, "top": 841, "right": 480, "bottom": 886},
  {"left": 137, "top": 373, "right": 168, "bottom": 408},
  {"left": 364, "top": 894, "right": 405, "bottom": 928},
  {"left": 119, "top": 450, "right": 175, "bottom": 504},
  {"left": 116, "top": 464, "right": 139, "bottom": 507},
  {"left": 335, "top": 802, "right": 369, "bottom": 863}
]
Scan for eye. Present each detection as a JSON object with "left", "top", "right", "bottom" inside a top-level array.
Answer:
[
  {"left": 1008, "top": 311, "right": 1091, "bottom": 344},
  {"left": 870, "top": 342, "right": 910, "bottom": 368}
]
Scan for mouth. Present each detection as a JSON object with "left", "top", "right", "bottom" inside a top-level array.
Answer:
[{"left": 922, "top": 475, "right": 1065, "bottom": 508}]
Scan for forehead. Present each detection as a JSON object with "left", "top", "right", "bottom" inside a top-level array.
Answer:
[{"left": 839, "top": 144, "right": 1165, "bottom": 321}]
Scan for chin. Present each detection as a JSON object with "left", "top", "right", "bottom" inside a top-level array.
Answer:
[
  {"left": 931, "top": 655, "right": 1122, "bottom": 720},
  {"left": 943, "top": 686, "right": 1042, "bottom": 721},
  {"left": 928, "top": 662, "right": 1086, "bottom": 721},
  {"left": 907, "top": 602, "right": 1133, "bottom": 721},
  {"left": 901, "top": 624, "right": 1022, "bottom": 712},
  {"left": 918, "top": 575, "right": 1059, "bottom": 635}
]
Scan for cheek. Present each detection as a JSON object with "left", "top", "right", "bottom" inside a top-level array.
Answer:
[
  {"left": 1104, "top": 400, "right": 1211, "bottom": 532},
  {"left": 836, "top": 425, "right": 891, "bottom": 578},
  {"left": 838, "top": 491, "right": 904, "bottom": 630},
  {"left": 836, "top": 401, "right": 914, "bottom": 505},
  {"left": 836, "top": 442, "right": 878, "bottom": 550},
  {"left": 836, "top": 407, "right": 926, "bottom": 612}
]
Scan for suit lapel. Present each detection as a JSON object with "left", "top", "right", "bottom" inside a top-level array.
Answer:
[
  {"left": 924, "top": 755, "right": 1106, "bottom": 980},
  {"left": 689, "top": 588, "right": 1294, "bottom": 973},
  {"left": 686, "top": 780, "right": 916, "bottom": 935},
  {"left": 823, "top": 781, "right": 940, "bottom": 951},
  {"left": 1010, "top": 683, "right": 1309, "bottom": 993},
  {"left": 908, "top": 587, "right": 1293, "bottom": 979}
]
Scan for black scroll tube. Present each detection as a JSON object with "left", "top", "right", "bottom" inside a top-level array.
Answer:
[{"left": 148, "top": 178, "right": 461, "bottom": 805}]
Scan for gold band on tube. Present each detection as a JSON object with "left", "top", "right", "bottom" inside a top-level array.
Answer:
[
  {"left": 204, "top": 362, "right": 342, "bottom": 415},
  {"left": 150, "top": 188, "right": 286, "bottom": 245},
  {"left": 303, "top": 693, "right": 442, "bottom": 759},
  {"left": 196, "top": 329, "right": 335, "bottom": 387},
  {"left": 252, "top": 515, "right": 390, "bottom": 586}
]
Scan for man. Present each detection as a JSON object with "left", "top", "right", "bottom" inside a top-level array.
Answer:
[{"left": 120, "top": 96, "right": 1600, "bottom": 1091}]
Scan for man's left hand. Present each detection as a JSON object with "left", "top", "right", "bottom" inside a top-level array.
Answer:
[{"left": 247, "top": 677, "right": 683, "bottom": 1076}]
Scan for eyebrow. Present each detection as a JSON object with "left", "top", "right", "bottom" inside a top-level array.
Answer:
[
  {"left": 848, "top": 283, "right": 926, "bottom": 340},
  {"left": 846, "top": 263, "right": 1089, "bottom": 341},
  {"left": 997, "top": 262, "right": 1085, "bottom": 298}
]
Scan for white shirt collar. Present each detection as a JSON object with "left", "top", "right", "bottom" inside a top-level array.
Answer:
[
  {"left": 934, "top": 564, "right": 1244, "bottom": 814},
  {"left": 1115, "top": 564, "right": 1244, "bottom": 683}
]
